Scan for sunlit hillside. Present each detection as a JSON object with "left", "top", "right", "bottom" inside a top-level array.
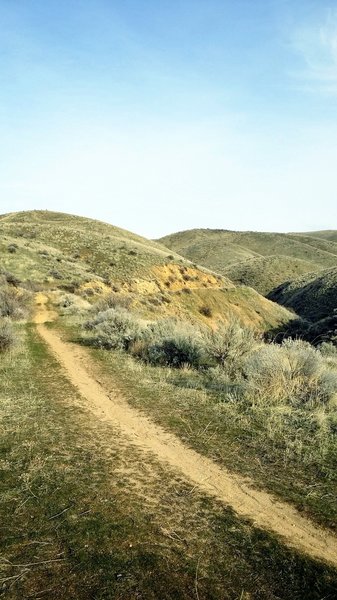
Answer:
[
  {"left": 159, "top": 229, "right": 337, "bottom": 295},
  {"left": 0, "top": 210, "right": 294, "bottom": 330}
]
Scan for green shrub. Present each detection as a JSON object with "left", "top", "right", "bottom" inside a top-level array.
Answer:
[{"left": 0, "top": 319, "right": 17, "bottom": 352}]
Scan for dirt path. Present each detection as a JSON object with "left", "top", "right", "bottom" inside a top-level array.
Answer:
[{"left": 35, "top": 305, "right": 337, "bottom": 568}]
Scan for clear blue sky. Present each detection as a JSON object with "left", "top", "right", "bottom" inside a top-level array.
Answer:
[{"left": 1, "top": 0, "right": 336, "bottom": 236}]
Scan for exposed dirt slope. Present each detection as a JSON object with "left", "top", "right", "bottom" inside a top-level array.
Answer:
[
  {"left": 35, "top": 300, "right": 337, "bottom": 568},
  {"left": 159, "top": 228, "right": 337, "bottom": 295}
]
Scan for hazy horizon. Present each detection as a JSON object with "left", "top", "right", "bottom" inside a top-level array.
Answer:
[{"left": 1, "top": 1, "right": 337, "bottom": 237}]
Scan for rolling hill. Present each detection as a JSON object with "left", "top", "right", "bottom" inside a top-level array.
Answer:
[
  {"left": 0, "top": 210, "right": 294, "bottom": 330},
  {"left": 223, "top": 255, "right": 318, "bottom": 296},
  {"left": 159, "top": 228, "right": 337, "bottom": 295},
  {"left": 2, "top": 211, "right": 337, "bottom": 600},
  {"left": 268, "top": 266, "right": 337, "bottom": 323},
  {"left": 298, "top": 230, "right": 337, "bottom": 242}
]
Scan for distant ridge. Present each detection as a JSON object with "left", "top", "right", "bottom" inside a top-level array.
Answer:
[
  {"left": 0, "top": 210, "right": 294, "bottom": 331},
  {"left": 158, "top": 228, "right": 337, "bottom": 295}
]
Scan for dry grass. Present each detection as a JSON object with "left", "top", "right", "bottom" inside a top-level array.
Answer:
[
  {"left": 159, "top": 229, "right": 337, "bottom": 296},
  {"left": 0, "top": 210, "right": 296, "bottom": 332},
  {"left": 2, "top": 324, "right": 336, "bottom": 598},
  {"left": 72, "top": 309, "right": 337, "bottom": 532}
]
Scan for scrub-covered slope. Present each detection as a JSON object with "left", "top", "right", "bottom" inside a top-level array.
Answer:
[
  {"left": 159, "top": 229, "right": 337, "bottom": 295},
  {"left": 0, "top": 211, "right": 294, "bottom": 331}
]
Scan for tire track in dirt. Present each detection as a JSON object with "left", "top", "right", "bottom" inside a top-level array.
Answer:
[{"left": 35, "top": 308, "right": 337, "bottom": 568}]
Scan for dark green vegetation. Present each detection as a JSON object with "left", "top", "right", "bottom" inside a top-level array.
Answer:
[
  {"left": 3, "top": 327, "right": 337, "bottom": 599},
  {"left": 159, "top": 229, "right": 337, "bottom": 295}
]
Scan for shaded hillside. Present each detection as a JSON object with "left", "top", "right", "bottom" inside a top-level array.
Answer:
[
  {"left": 223, "top": 256, "right": 318, "bottom": 295},
  {"left": 0, "top": 211, "right": 293, "bottom": 331},
  {"left": 297, "top": 230, "right": 337, "bottom": 242},
  {"left": 268, "top": 266, "right": 337, "bottom": 322},
  {"left": 286, "top": 233, "right": 337, "bottom": 256},
  {"left": 159, "top": 228, "right": 337, "bottom": 295}
]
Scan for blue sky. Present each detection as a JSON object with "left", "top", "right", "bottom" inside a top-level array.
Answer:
[{"left": 0, "top": 0, "right": 336, "bottom": 236}]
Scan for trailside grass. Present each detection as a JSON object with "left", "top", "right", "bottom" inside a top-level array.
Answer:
[
  {"left": 1, "top": 326, "right": 337, "bottom": 598},
  {"left": 81, "top": 343, "right": 337, "bottom": 533}
]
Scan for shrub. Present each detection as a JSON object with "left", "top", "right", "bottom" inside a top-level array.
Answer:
[
  {"left": 3, "top": 271, "right": 21, "bottom": 287},
  {"left": 0, "top": 319, "right": 17, "bottom": 352},
  {"left": 7, "top": 244, "right": 18, "bottom": 254},
  {"left": 205, "top": 319, "right": 258, "bottom": 376},
  {"left": 49, "top": 269, "right": 63, "bottom": 280},
  {"left": 134, "top": 319, "right": 206, "bottom": 368},
  {"left": 83, "top": 308, "right": 143, "bottom": 351},
  {"left": 281, "top": 339, "right": 324, "bottom": 380},
  {"left": 0, "top": 286, "right": 29, "bottom": 319},
  {"left": 319, "top": 342, "right": 337, "bottom": 357},
  {"left": 199, "top": 305, "right": 213, "bottom": 318},
  {"left": 93, "top": 292, "right": 132, "bottom": 313},
  {"left": 242, "top": 339, "right": 336, "bottom": 407}
]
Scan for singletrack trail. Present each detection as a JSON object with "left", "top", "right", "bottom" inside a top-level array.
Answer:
[{"left": 35, "top": 297, "right": 337, "bottom": 568}]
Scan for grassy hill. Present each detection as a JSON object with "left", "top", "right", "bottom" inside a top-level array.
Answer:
[
  {"left": 2, "top": 212, "right": 337, "bottom": 599},
  {"left": 268, "top": 266, "right": 337, "bottom": 323},
  {"left": 0, "top": 210, "right": 293, "bottom": 331},
  {"left": 159, "top": 228, "right": 337, "bottom": 295},
  {"left": 223, "top": 256, "right": 317, "bottom": 296},
  {"left": 297, "top": 230, "right": 337, "bottom": 242}
]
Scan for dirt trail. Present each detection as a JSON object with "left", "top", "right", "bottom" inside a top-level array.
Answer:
[{"left": 35, "top": 299, "right": 337, "bottom": 568}]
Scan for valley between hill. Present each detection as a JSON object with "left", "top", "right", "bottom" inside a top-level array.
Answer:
[
  {"left": 2, "top": 211, "right": 337, "bottom": 599},
  {"left": 34, "top": 297, "right": 337, "bottom": 567}
]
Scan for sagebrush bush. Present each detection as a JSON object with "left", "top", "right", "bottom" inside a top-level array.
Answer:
[
  {"left": 83, "top": 308, "right": 144, "bottom": 351},
  {"left": 319, "top": 342, "right": 337, "bottom": 357},
  {"left": 243, "top": 339, "right": 337, "bottom": 407},
  {"left": 136, "top": 319, "right": 206, "bottom": 368},
  {"left": 0, "top": 319, "right": 17, "bottom": 352},
  {"left": 81, "top": 306, "right": 337, "bottom": 409},
  {"left": 93, "top": 293, "right": 132, "bottom": 313},
  {"left": 205, "top": 319, "right": 258, "bottom": 376},
  {"left": 0, "top": 286, "right": 30, "bottom": 320}
]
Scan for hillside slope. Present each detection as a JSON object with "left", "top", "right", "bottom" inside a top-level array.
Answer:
[
  {"left": 268, "top": 266, "right": 337, "bottom": 323},
  {"left": 159, "top": 228, "right": 337, "bottom": 295},
  {"left": 297, "top": 230, "right": 337, "bottom": 242},
  {"left": 223, "top": 256, "right": 317, "bottom": 296},
  {"left": 0, "top": 211, "right": 293, "bottom": 331}
]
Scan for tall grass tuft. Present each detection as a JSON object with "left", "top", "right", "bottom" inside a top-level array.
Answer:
[{"left": 0, "top": 318, "right": 18, "bottom": 352}]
